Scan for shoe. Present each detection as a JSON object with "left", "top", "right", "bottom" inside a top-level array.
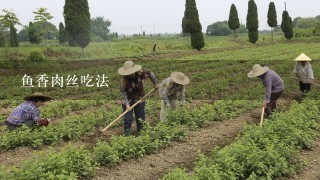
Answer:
[{"left": 124, "top": 128, "right": 131, "bottom": 136}]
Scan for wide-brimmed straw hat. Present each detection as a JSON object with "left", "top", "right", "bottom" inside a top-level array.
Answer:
[
  {"left": 247, "top": 64, "right": 269, "bottom": 78},
  {"left": 294, "top": 53, "right": 312, "bottom": 61},
  {"left": 24, "top": 92, "right": 52, "bottom": 101},
  {"left": 118, "top": 61, "right": 142, "bottom": 76},
  {"left": 170, "top": 72, "right": 190, "bottom": 85}
]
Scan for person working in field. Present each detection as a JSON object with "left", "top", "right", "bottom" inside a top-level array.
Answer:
[
  {"left": 159, "top": 72, "right": 190, "bottom": 121},
  {"left": 293, "top": 53, "right": 314, "bottom": 96},
  {"left": 118, "top": 61, "right": 159, "bottom": 136},
  {"left": 248, "top": 64, "right": 284, "bottom": 118},
  {"left": 5, "top": 92, "right": 51, "bottom": 131}
]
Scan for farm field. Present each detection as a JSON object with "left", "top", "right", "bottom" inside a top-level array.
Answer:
[{"left": 0, "top": 36, "right": 320, "bottom": 179}]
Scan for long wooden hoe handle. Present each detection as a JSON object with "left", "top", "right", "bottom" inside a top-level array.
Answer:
[
  {"left": 100, "top": 88, "right": 156, "bottom": 133},
  {"left": 260, "top": 107, "right": 265, "bottom": 127},
  {"left": 292, "top": 77, "right": 320, "bottom": 87}
]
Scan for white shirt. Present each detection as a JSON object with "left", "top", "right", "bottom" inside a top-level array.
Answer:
[{"left": 294, "top": 62, "right": 314, "bottom": 80}]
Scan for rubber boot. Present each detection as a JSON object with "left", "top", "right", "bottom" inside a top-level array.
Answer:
[{"left": 124, "top": 128, "right": 131, "bottom": 136}]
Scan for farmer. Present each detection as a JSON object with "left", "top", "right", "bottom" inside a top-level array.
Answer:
[
  {"left": 293, "top": 53, "right": 314, "bottom": 95},
  {"left": 159, "top": 72, "right": 190, "bottom": 121},
  {"left": 118, "top": 61, "right": 158, "bottom": 136},
  {"left": 248, "top": 64, "right": 284, "bottom": 118},
  {"left": 5, "top": 92, "right": 51, "bottom": 131}
]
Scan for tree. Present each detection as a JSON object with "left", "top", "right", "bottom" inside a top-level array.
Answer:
[
  {"left": 246, "top": 0, "right": 259, "bottom": 43},
  {"left": 316, "top": 15, "right": 320, "bottom": 22},
  {"left": 9, "top": 24, "right": 18, "bottom": 47},
  {"left": 292, "top": 17, "right": 302, "bottom": 28},
  {"left": 267, "top": 2, "right": 277, "bottom": 42},
  {"left": 59, "top": 22, "right": 67, "bottom": 44},
  {"left": 207, "top": 21, "right": 246, "bottom": 36},
  {"left": 182, "top": 0, "right": 205, "bottom": 50},
  {"left": 281, "top": 10, "right": 293, "bottom": 40},
  {"left": 18, "top": 26, "right": 29, "bottom": 42},
  {"left": 0, "top": 24, "right": 6, "bottom": 47},
  {"left": 228, "top": 4, "right": 240, "bottom": 37},
  {"left": 33, "top": 7, "right": 54, "bottom": 40},
  {"left": 191, "top": 31, "right": 204, "bottom": 50},
  {"left": 91, "top": 16, "right": 111, "bottom": 40},
  {"left": 182, "top": 0, "right": 201, "bottom": 34},
  {"left": 32, "top": 21, "right": 58, "bottom": 40},
  {"left": 29, "top": 22, "right": 41, "bottom": 44},
  {"left": 0, "top": 9, "right": 21, "bottom": 46},
  {"left": 295, "top": 18, "right": 316, "bottom": 29},
  {"left": 64, "top": 0, "right": 91, "bottom": 55}
]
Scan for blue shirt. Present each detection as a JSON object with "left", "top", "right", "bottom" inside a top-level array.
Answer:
[{"left": 7, "top": 101, "right": 40, "bottom": 125}]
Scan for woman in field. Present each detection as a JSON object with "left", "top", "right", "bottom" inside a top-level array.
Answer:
[
  {"left": 118, "top": 61, "right": 159, "bottom": 136},
  {"left": 5, "top": 92, "right": 51, "bottom": 130},
  {"left": 158, "top": 72, "right": 189, "bottom": 121},
  {"left": 248, "top": 64, "right": 284, "bottom": 118},
  {"left": 293, "top": 53, "right": 314, "bottom": 95}
]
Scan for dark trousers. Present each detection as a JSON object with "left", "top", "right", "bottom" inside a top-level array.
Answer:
[
  {"left": 5, "top": 120, "right": 36, "bottom": 131},
  {"left": 299, "top": 82, "right": 311, "bottom": 93},
  {"left": 265, "top": 91, "right": 283, "bottom": 117},
  {"left": 122, "top": 101, "right": 145, "bottom": 131}
]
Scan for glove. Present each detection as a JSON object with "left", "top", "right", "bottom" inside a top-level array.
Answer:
[{"left": 38, "top": 119, "right": 49, "bottom": 126}]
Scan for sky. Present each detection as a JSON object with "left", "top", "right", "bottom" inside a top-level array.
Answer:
[{"left": 0, "top": 0, "right": 319, "bottom": 35}]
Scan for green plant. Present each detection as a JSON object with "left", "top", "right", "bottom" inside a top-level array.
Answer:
[{"left": 29, "top": 51, "right": 45, "bottom": 62}]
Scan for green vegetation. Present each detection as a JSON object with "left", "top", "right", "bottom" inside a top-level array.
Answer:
[
  {"left": 228, "top": 4, "right": 240, "bottom": 36},
  {"left": 267, "top": 2, "right": 277, "bottom": 42},
  {"left": 281, "top": 10, "right": 293, "bottom": 40},
  {"left": 246, "top": 0, "right": 259, "bottom": 43}
]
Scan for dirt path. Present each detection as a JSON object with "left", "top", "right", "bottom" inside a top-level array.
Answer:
[
  {"left": 93, "top": 108, "right": 260, "bottom": 180},
  {"left": 289, "top": 139, "right": 320, "bottom": 180}
]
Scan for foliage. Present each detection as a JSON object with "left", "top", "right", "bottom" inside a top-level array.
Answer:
[
  {"left": 32, "top": 7, "right": 53, "bottom": 22},
  {"left": 9, "top": 24, "right": 18, "bottom": 47},
  {"left": 191, "top": 31, "right": 205, "bottom": 50},
  {"left": 281, "top": 11, "right": 293, "bottom": 40},
  {"left": 0, "top": 9, "right": 22, "bottom": 28},
  {"left": 207, "top": 21, "right": 246, "bottom": 36},
  {"left": 1, "top": 145, "right": 97, "bottom": 179},
  {"left": 162, "top": 168, "right": 192, "bottom": 180},
  {"left": 228, "top": 4, "right": 240, "bottom": 33},
  {"left": 182, "top": 0, "right": 202, "bottom": 34},
  {"left": 246, "top": 0, "right": 259, "bottom": 43},
  {"left": 29, "top": 51, "right": 45, "bottom": 62},
  {"left": 59, "top": 22, "right": 67, "bottom": 44},
  {"left": 295, "top": 17, "right": 316, "bottom": 29},
  {"left": 28, "top": 22, "right": 41, "bottom": 44},
  {"left": 32, "top": 21, "right": 58, "bottom": 40},
  {"left": 267, "top": 2, "right": 277, "bottom": 42},
  {"left": 64, "top": 0, "right": 91, "bottom": 49},
  {"left": 17, "top": 26, "right": 29, "bottom": 42},
  {"left": 91, "top": 16, "right": 111, "bottom": 40}
]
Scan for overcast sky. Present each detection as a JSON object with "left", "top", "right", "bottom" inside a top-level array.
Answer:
[{"left": 0, "top": 0, "right": 319, "bottom": 35}]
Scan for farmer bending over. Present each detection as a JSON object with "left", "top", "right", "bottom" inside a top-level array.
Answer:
[
  {"left": 293, "top": 53, "right": 314, "bottom": 96},
  {"left": 5, "top": 92, "right": 51, "bottom": 131},
  {"left": 159, "top": 72, "right": 190, "bottom": 121},
  {"left": 118, "top": 61, "right": 158, "bottom": 136},
  {"left": 248, "top": 64, "right": 284, "bottom": 118}
]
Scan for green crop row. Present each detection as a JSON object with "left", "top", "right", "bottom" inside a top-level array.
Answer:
[
  {"left": 162, "top": 100, "right": 320, "bottom": 180},
  {"left": 0, "top": 100, "right": 259, "bottom": 179}
]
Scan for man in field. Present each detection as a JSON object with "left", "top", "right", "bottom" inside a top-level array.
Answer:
[
  {"left": 158, "top": 72, "right": 190, "bottom": 121},
  {"left": 248, "top": 64, "right": 284, "bottom": 118},
  {"left": 118, "top": 61, "right": 159, "bottom": 136},
  {"left": 5, "top": 92, "right": 51, "bottom": 131}
]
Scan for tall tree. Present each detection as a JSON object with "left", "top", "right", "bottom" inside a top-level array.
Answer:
[
  {"left": 91, "top": 16, "right": 111, "bottom": 40},
  {"left": 64, "top": 0, "right": 91, "bottom": 55},
  {"left": 228, "top": 4, "right": 240, "bottom": 37},
  {"left": 182, "top": 0, "right": 204, "bottom": 50},
  {"left": 267, "top": 2, "right": 277, "bottom": 42},
  {"left": 246, "top": 0, "right": 259, "bottom": 43},
  {"left": 59, "top": 22, "right": 67, "bottom": 44},
  {"left": 29, "top": 21, "right": 41, "bottom": 44},
  {"left": 9, "top": 24, "right": 18, "bottom": 47},
  {"left": 0, "top": 9, "right": 21, "bottom": 46},
  {"left": 281, "top": 10, "right": 293, "bottom": 40},
  {"left": 33, "top": 7, "right": 54, "bottom": 40}
]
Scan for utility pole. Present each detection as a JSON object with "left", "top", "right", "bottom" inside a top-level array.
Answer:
[{"left": 284, "top": 1, "right": 286, "bottom": 11}]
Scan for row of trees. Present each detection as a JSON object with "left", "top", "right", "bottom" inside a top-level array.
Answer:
[{"left": 228, "top": 1, "right": 293, "bottom": 43}]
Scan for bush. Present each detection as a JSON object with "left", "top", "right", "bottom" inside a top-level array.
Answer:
[{"left": 29, "top": 51, "right": 45, "bottom": 62}]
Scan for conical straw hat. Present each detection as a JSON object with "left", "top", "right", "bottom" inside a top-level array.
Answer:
[
  {"left": 24, "top": 92, "right": 51, "bottom": 101},
  {"left": 294, "top": 53, "right": 311, "bottom": 61}
]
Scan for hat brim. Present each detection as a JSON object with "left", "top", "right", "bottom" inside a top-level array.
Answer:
[
  {"left": 24, "top": 94, "right": 52, "bottom": 101},
  {"left": 294, "top": 59, "right": 311, "bottom": 62},
  {"left": 118, "top": 65, "right": 142, "bottom": 75},
  {"left": 171, "top": 73, "right": 190, "bottom": 85},
  {"left": 247, "top": 67, "right": 269, "bottom": 78}
]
